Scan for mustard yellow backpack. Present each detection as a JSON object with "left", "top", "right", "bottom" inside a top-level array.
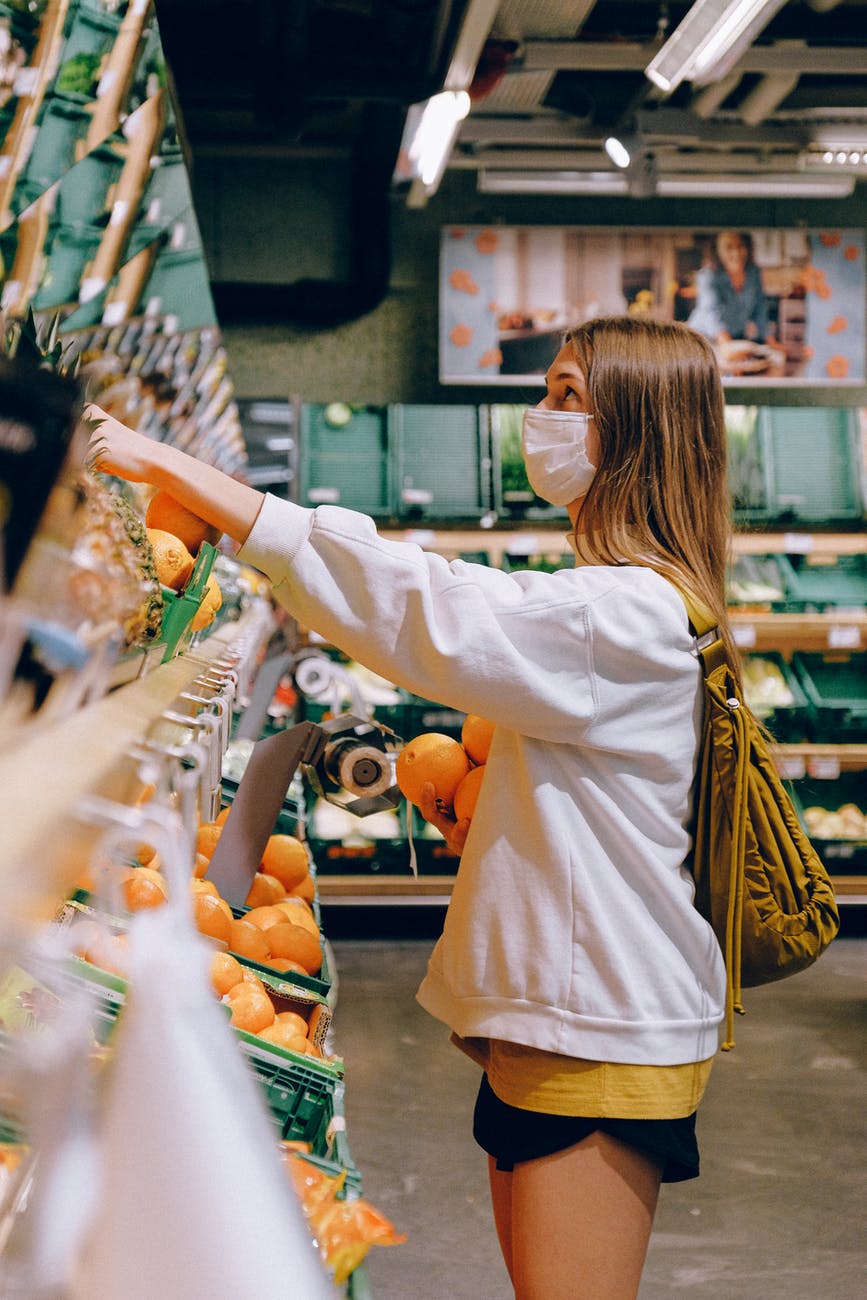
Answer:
[{"left": 681, "top": 592, "right": 840, "bottom": 1049}]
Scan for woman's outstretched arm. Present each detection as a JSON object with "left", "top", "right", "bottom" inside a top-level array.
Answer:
[{"left": 85, "top": 404, "right": 266, "bottom": 546}]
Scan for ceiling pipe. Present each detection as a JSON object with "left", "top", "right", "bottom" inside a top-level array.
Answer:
[
  {"left": 738, "top": 70, "right": 801, "bottom": 126},
  {"left": 692, "top": 71, "right": 743, "bottom": 119}
]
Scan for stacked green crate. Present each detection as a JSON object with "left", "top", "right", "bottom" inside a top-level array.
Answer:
[
  {"left": 390, "top": 403, "right": 491, "bottom": 519},
  {"left": 729, "top": 407, "right": 863, "bottom": 525},
  {"left": 299, "top": 404, "right": 391, "bottom": 514},
  {"left": 791, "top": 652, "right": 867, "bottom": 742}
]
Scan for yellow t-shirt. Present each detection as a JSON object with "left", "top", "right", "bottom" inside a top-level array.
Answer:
[{"left": 454, "top": 1035, "right": 714, "bottom": 1119}]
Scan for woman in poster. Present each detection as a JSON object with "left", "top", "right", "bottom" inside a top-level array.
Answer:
[{"left": 688, "top": 229, "right": 771, "bottom": 345}]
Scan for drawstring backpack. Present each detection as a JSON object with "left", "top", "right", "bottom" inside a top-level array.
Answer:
[{"left": 679, "top": 589, "right": 840, "bottom": 1050}]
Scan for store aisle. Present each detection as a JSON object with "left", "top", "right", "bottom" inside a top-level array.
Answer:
[{"left": 329, "top": 932, "right": 866, "bottom": 1300}]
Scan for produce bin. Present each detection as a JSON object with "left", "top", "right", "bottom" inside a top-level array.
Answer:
[
  {"left": 501, "top": 551, "right": 574, "bottom": 574},
  {"left": 241, "top": 1039, "right": 357, "bottom": 1172},
  {"left": 774, "top": 553, "right": 867, "bottom": 613},
  {"left": 792, "top": 772, "right": 867, "bottom": 873},
  {"left": 726, "top": 553, "right": 788, "bottom": 609},
  {"left": 299, "top": 404, "right": 391, "bottom": 515},
  {"left": 790, "top": 651, "right": 867, "bottom": 742},
  {"left": 741, "top": 651, "right": 812, "bottom": 742},
  {"left": 390, "top": 403, "right": 492, "bottom": 520},
  {"left": 732, "top": 407, "right": 863, "bottom": 525}
]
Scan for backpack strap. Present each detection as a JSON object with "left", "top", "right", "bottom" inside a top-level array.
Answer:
[{"left": 672, "top": 584, "right": 730, "bottom": 679}]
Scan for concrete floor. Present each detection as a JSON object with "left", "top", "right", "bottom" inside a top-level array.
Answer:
[{"left": 328, "top": 924, "right": 866, "bottom": 1300}]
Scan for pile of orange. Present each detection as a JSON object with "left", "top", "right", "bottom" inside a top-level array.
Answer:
[
  {"left": 144, "top": 489, "right": 222, "bottom": 628},
  {"left": 212, "top": 958, "right": 323, "bottom": 1058},
  {"left": 395, "top": 712, "right": 493, "bottom": 829}
]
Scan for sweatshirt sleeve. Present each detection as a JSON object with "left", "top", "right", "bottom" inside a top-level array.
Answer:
[{"left": 237, "top": 493, "right": 601, "bottom": 740}]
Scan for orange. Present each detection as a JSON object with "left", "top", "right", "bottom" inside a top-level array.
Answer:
[
  {"left": 245, "top": 872, "right": 285, "bottom": 907},
  {"left": 395, "top": 732, "right": 470, "bottom": 807},
  {"left": 122, "top": 867, "right": 168, "bottom": 912},
  {"left": 214, "top": 804, "right": 233, "bottom": 827},
  {"left": 196, "top": 823, "right": 222, "bottom": 859},
  {"left": 454, "top": 764, "right": 486, "bottom": 823},
  {"left": 289, "top": 872, "right": 315, "bottom": 905},
  {"left": 146, "top": 528, "right": 195, "bottom": 591},
  {"left": 461, "top": 713, "right": 496, "bottom": 765},
  {"left": 265, "top": 923, "right": 322, "bottom": 974},
  {"left": 210, "top": 951, "right": 244, "bottom": 996},
  {"left": 240, "top": 968, "right": 267, "bottom": 992},
  {"left": 256, "top": 1022, "right": 309, "bottom": 1053},
  {"left": 266, "top": 958, "right": 308, "bottom": 977},
  {"left": 244, "top": 905, "right": 291, "bottom": 932},
  {"left": 260, "top": 835, "right": 309, "bottom": 891},
  {"left": 192, "top": 892, "right": 232, "bottom": 943},
  {"left": 223, "top": 982, "right": 275, "bottom": 1034},
  {"left": 191, "top": 877, "right": 218, "bottom": 897},
  {"left": 227, "top": 917, "right": 271, "bottom": 963},
  {"left": 274, "top": 1010, "right": 310, "bottom": 1036},
  {"left": 191, "top": 577, "right": 222, "bottom": 632},
  {"left": 145, "top": 490, "right": 220, "bottom": 553},
  {"left": 274, "top": 899, "right": 320, "bottom": 939},
  {"left": 193, "top": 852, "right": 210, "bottom": 879},
  {"left": 135, "top": 842, "right": 158, "bottom": 867}
]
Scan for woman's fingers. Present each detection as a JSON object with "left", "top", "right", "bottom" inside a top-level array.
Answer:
[
  {"left": 83, "top": 405, "right": 154, "bottom": 482},
  {"left": 418, "top": 782, "right": 469, "bottom": 856}
]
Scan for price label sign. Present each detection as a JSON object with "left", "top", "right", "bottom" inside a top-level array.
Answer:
[
  {"left": 733, "top": 623, "right": 757, "bottom": 648},
  {"left": 807, "top": 756, "right": 841, "bottom": 780},
  {"left": 776, "top": 756, "right": 806, "bottom": 780},
  {"left": 827, "top": 625, "right": 861, "bottom": 649},
  {"left": 783, "top": 533, "right": 814, "bottom": 554}
]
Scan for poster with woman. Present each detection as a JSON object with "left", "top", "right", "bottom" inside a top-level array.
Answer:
[{"left": 439, "top": 225, "right": 866, "bottom": 387}]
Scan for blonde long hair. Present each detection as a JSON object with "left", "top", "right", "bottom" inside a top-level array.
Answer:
[{"left": 565, "top": 315, "right": 741, "bottom": 684}]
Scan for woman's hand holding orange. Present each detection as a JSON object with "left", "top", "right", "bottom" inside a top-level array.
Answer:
[{"left": 419, "top": 781, "right": 470, "bottom": 856}]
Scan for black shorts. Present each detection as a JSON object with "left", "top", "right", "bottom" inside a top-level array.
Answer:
[{"left": 473, "top": 1073, "right": 700, "bottom": 1183}]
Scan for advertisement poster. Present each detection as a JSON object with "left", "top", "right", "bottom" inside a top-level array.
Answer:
[{"left": 439, "top": 225, "right": 866, "bottom": 387}]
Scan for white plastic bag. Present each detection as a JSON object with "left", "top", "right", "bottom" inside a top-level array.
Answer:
[{"left": 71, "top": 809, "right": 336, "bottom": 1300}]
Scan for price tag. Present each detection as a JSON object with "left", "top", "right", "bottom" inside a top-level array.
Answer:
[
  {"left": 827, "top": 625, "right": 861, "bottom": 649},
  {"left": 783, "top": 533, "right": 814, "bottom": 554},
  {"left": 403, "top": 530, "right": 436, "bottom": 546},
  {"left": 307, "top": 486, "right": 340, "bottom": 503},
  {"left": 733, "top": 623, "right": 757, "bottom": 648},
  {"left": 776, "top": 755, "right": 806, "bottom": 780},
  {"left": 507, "top": 533, "right": 540, "bottom": 556},
  {"left": 807, "top": 756, "right": 841, "bottom": 780}
]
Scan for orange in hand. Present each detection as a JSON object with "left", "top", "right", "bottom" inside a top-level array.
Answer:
[
  {"left": 454, "top": 764, "right": 486, "bottom": 823},
  {"left": 395, "top": 733, "right": 470, "bottom": 808},
  {"left": 146, "top": 489, "right": 220, "bottom": 553},
  {"left": 461, "top": 714, "right": 495, "bottom": 764}
]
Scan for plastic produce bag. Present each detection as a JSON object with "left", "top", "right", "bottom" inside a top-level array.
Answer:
[{"left": 70, "top": 811, "right": 336, "bottom": 1300}]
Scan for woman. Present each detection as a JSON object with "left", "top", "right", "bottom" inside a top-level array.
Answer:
[
  {"left": 86, "top": 315, "right": 732, "bottom": 1300},
  {"left": 688, "top": 228, "right": 771, "bottom": 345}
]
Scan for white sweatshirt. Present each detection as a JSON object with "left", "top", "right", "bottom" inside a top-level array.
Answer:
[{"left": 239, "top": 494, "right": 727, "bottom": 1065}]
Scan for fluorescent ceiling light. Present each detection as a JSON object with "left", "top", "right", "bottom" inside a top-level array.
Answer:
[
  {"left": 402, "top": 89, "right": 471, "bottom": 191},
  {"left": 478, "top": 169, "right": 855, "bottom": 198},
  {"left": 479, "top": 170, "right": 629, "bottom": 195},
  {"left": 645, "top": 0, "right": 788, "bottom": 94}
]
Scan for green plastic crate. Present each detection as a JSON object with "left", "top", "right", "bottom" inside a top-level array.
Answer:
[
  {"left": 791, "top": 772, "right": 867, "bottom": 873},
  {"left": 740, "top": 651, "right": 812, "bottom": 743},
  {"left": 240, "top": 1039, "right": 356, "bottom": 1168},
  {"left": 775, "top": 554, "right": 867, "bottom": 613},
  {"left": 391, "top": 403, "right": 491, "bottom": 520},
  {"left": 299, "top": 404, "right": 391, "bottom": 514},
  {"left": 735, "top": 408, "right": 863, "bottom": 524},
  {"left": 790, "top": 651, "right": 867, "bottom": 742},
  {"left": 726, "top": 554, "right": 788, "bottom": 608}
]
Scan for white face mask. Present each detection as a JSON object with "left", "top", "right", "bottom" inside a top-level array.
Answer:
[{"left": 521, "top": 408, "right": 597, "bottom": 507}]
